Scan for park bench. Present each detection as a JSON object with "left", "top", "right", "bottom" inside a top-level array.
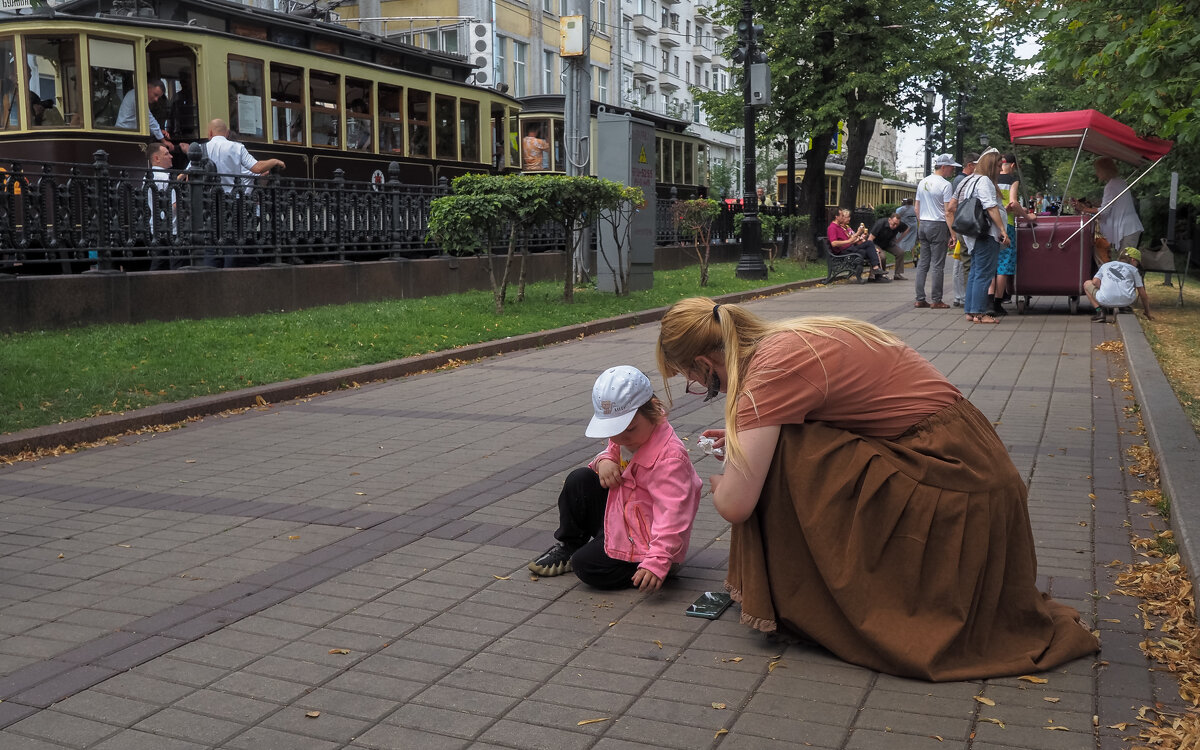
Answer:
[{"left": 816, "top": 235, "right": 865, "bottom": 284}]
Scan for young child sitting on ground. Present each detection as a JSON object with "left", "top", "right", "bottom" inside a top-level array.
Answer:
[
  {"left": 528, "top": 365, "right": 702, "bottom": 591},
  {"left": 1084, "top": 246, "right": 1154, "bottom": 322}
]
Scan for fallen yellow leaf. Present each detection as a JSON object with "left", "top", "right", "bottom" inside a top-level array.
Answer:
[
  {"left": 721, "top": 657, "right": 743, "bottom": 663},
  {"left": 653, "top": 640, "right": 663, "bottom": 649},
  {"left": 577, "top": 718, "right": 609, "bottom": 726},
  {"left": 1101, "top": 618, "right": 1121, "bottom": 623},
  {"left": 979, "top": 717, "right": 1005, "bottom": 728},
  {"left": 974, "top": 696, "right": 996, "bottom": 706},
  {"left": 1108, "top": 722, "right": 1129, "bottom": 730},
  {"left": 1044, "top": 697, "right": 1061, "bottom": 703},
  {"left": 711, "top": 702, "right": 726, "bottom": 710},
  {"left": 714, "top": 729, "right": 728, "bottom": 738},
  {"left": 328, "top": 648, "right": 350, "bottom": 655},
  {"left": 185, "top": 459, "right": 197, "bottom": 463},
  {"left": 1045, "top": 726, "right": 1069, "bottom": 731},
  {"left": 57, "top": 554, "right": 64, "bottom": 559},
  {"left": 931, "top": 737, "right": 943, "bottom": 742},
  {"left": 493, "top": 575, "right": 511, "bottom": 580},
  {"left": 767, "top": 659, "right": 784, "bottom": 673},
  {"left": 255, "top": 395, "right": 268, "bottom": 407},
  {"left": 355, "top": 492, "right": 366, "bottom": 496},
  {"left": 287, "top": 535, "right": 300, "bottom": 540},
  {"left": 305, "top": 711, "right": 320, "bottom": 718},
  {"left": 1017, "top": 675, "right": 1048, "bottom": 684}
]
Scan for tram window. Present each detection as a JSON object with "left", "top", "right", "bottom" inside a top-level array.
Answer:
[
  {"left": 310, "top": 71, "right": 340, "bottom": 148},
  {"left": 407, "top": 89, "right": 430, "bottom": 158},
  {"left": 23, "top": 36, "right": 81, "bottom": 129},
  {"left": 227, "top": 56, "right": 265, "bottom": 140},
  {"left": 551, "top": 121, "right": 565, "bottom": 172},
  {"left": 459, "top": 99, "right": 479, "bottom": 163},
  {"left": 434, "top": 95, "right": 456, "bottom": 160},
  {"left": 520, "top": 117, "right": 550, "bottom": 171},
  {"left": 270, "top": 64, "right": 304, "bottom": 144},
  {"left": 346, "top": 77, "right": 372, "bottom": 152},
  {"left": 507, "top": 107, "right": 520, "bottom": 168},
  {"left": 153, "top": 49, "right": 199, "bottom": 143},
  {"left": 683, "top": 142, "right": 693, "bottom": 185},
  {"left": 672, "top": 140, "right": 683, "bottom": 184},
  {"left": 88, "top": 37, "right": 135, "bottom": 130},
  {"left": 0, "top": 38, "right": 15, "bottom": 130},
  {"left": 655, "top": 137, "right": 664, "bottom": 182},
  {"left": 379, "top": 84, "right": 403, "bottom": 154}
]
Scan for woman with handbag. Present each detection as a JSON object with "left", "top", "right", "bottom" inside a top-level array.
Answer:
[{"left": 950, "top": 149, "right": 1008, "bottom": 324}]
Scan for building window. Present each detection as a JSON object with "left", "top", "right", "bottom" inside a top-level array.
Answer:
[
  {"left": 543, "top": 0, "right": 553, "bottom": 12},
  {"left": 685, "top": 20, "right": 691, "bottom": 42},
  {"left": 693, "top": 100, "right": 701, "bottom": 123},
  {"left": 597, "top": 0, "right": 607, "bottom": 23},
  {"left": 672, "top": 55, "right": 679, "bottom": 75},
  {"left": 544, "top": 50, "right": 556, "bottom": 93},
  {"left": 513, "top": 42, "right": 527, "bottom": 97},
  {"left": 596, "top": 68, "right": 609, "bottom": 102},
  {"left": 685, "top": 61, "right": 690, "bottom": 81},
  {"left": 703, "top": 70, "right": 709, "bottom": 88},
  {"left": 560, "top": 0, "right": 569, "bottom": 16},
  {"left": 661, "top": 50, "right": 668, "bottom": 69},
  {"left": 495, "top": 37, "right": 507, "bottom": 85}
]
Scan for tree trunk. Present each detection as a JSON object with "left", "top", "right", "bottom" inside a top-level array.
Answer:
[
  {"left": 803, "top": 132, "right": 835, "bottom": 250},
  {"left": 838, "top": 116, "right": 876, "bottom": 210}
]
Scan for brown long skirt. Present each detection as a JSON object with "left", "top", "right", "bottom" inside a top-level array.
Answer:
[{"left": 726, "top": 398, "right": 1100, "bottom": 681}]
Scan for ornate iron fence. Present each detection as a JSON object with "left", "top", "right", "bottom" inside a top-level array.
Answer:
[
  {"left": 1, "top": 151, "right": 778, "bottom": 275},
  {"left": 0, "top": 150, "right": 451, "bottom": 275}
]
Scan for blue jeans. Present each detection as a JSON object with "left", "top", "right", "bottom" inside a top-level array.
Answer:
[{"left": 965, "top": 235, "right": 1002, "bottom": 315}]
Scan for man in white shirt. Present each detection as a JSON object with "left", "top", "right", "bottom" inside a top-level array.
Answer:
[
  {"left": 201, "top": 118, "right": 285, "bottom": 193},
  {"left": 912, "top": 153, "right": 958, "bottom": 308},
  {"left": 1084, "top": 247, "right": 1153, "bottom": 322},
  {"left": 116, "top": 81, "right": 174, "bottom": 152}
]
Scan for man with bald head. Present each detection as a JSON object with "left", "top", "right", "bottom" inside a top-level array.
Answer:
[{"left": 202, "top": 118, "right": 285, "bottom": 193}]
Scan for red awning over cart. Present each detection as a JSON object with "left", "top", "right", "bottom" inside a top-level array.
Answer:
[{"left": 1007, "top": 109, "right": 1172, "bottom": 164}]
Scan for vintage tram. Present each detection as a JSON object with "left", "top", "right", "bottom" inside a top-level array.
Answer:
[
  {"left": 0, "top": 0, "right": 522, "bottom": 183},
  {"left": 515, "top": 94, "right": 710, "bottom": 199},
  {"left": 775, "top": 163, "right": 917, "bottom": 210}
]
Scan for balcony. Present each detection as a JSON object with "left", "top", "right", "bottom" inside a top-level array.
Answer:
[
  {"left": 632, "top": 14, "right": 657, "bottom": 35},
  {"left": 659, "top": 74, "right": 681, "bottom": 93},
  {"left": 712, "top": 23, "right": 730, "bottom": 37},
  {"left": 660, "top": 32, "right": 679, "bottom": 48},
  {"left": 692, "top": 42, "right": 712, "bottom": 62},
  {"left": 694, "top": 6, "right": 712, "bottom": 23},
  {"left": 633, "top": 60, "right": 657, "bottom": 81},
  {"left": 661, "top": 0, "right": 679, "bottom": 6}
]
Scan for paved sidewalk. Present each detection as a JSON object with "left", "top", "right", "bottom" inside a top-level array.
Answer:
[{"left": 0, "top": 272, "right": 1190, "bottom": 749}]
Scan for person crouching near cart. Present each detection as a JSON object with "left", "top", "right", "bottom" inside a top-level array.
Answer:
[
  {"left": 528, "top": 366, "right": 702, "bottom": 592},
  {"left": 1084, "top": 247, "right": 1154, "bottom": 323}
]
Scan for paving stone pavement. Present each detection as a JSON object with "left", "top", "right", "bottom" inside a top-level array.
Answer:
[{"left": 0, "top": 270, "right": 1188, "bottom": 749}]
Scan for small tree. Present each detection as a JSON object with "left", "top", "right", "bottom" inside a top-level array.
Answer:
[
  {"left": 594, "top": 185, "right": 646, "bottom": 296},
  {"left": 451, "top": 174, "right": 553, "bottom": 303},
  {"left": 539, "top": 176, "right": 629, "bottom": 303},
  {"left": 673, "top": 198, "right": 721, "bottom": 286},
  {"left": 427, "top": 190, "right": 518, "bottom": 314}
]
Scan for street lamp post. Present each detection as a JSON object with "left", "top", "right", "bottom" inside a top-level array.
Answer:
[
  {"left": 979, "top": 132, "right": 990, "bottom": 149},
  {"left": 922, "top": 86, "right": 936, "bottom": 175},
  {"left": 733, "top": 0, "right": 767, "bottom": 280}
]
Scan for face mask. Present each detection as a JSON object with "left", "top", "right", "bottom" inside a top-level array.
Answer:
[{"left": 704, "top": 370, "right": 721, "bottom": 402}]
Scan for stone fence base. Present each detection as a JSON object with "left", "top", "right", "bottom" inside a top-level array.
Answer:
[{"left": 1, "top": 242, "right": 750, "bottom": 332}]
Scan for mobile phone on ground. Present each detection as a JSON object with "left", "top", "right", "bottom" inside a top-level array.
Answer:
[{"left": 685, "top": 591, "right": 733, "bottom": 619}]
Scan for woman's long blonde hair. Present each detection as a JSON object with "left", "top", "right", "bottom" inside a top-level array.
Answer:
[{"left": 656, "top": 297, "right": 902, "bottom": 467}]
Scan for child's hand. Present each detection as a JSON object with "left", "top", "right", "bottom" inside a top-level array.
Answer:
[
  {"left": 632, "top": 568, "right": 663, "bottom": 592},
  {"left": 596, "top": 459, "right": 623, "bottom": 488}
]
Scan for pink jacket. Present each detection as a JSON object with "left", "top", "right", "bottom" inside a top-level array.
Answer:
[{"left": 588, "top": 420, "right": 702, "bottom": 580}]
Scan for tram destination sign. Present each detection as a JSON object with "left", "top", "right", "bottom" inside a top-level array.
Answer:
[{"left": 1, "top": 0, "right": 34, "bottom": 10}]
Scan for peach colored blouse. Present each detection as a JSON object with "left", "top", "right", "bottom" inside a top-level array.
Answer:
[{"left": 735, "top": 330, "right": 962, "bottom": 439}]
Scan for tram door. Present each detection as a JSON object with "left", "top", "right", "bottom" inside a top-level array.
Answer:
[{"left": 146, "top": 41, "right": 198, "bottom": 165}]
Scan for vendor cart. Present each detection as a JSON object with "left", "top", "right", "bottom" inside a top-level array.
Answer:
[{"left": 1006, "top": 110, "right": 1172, "bottom": 314}]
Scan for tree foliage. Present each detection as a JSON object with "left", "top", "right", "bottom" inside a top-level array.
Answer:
[{"left": 673, "top": 198, "right": 721, "bottom": 286}]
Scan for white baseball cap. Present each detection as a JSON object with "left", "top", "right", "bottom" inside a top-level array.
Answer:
[
  {"left": 585, "top": 366, "right": 654, "bottom": 438},
  {"left": 933, "top": 153, "right": 961, "bottom": 168}
]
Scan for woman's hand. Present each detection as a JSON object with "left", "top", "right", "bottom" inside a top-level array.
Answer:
[
  {"left": 700, "top": 428, "right": 726, "bottom": 462},
  {"left": 595, "top": 459, "right": 623, "bottom": 489},
  {"left": 631, "top": 568, "right": 663, "bottom": 592}
]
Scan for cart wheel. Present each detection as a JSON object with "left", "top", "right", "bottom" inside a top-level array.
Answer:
[
  {"left": 1068, "top": 297, "right": 1079, "bottom": 314},
  {"left": 1016, "top": 297, "right": 1027, "bottom": 315}
]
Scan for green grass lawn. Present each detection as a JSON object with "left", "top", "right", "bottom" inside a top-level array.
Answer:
[{"left": 1, "top": 259, "right": 825, "bottom": 434}]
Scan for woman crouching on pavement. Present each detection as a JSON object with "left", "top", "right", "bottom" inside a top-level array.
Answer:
[
  {"left": 528, "top": 366, "right": 702, "bottom": 592},
  {"left": 655, "top": 297, "right": 1099, "bottom": 680}
]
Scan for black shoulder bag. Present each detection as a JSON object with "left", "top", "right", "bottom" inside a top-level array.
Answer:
[{"left": 951, "top": 176, "right": 991, "bottom": 238}]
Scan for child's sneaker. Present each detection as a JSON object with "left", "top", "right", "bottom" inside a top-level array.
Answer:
[{"left": 528, "top": 544, "right": 574, "bottom": 576}]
